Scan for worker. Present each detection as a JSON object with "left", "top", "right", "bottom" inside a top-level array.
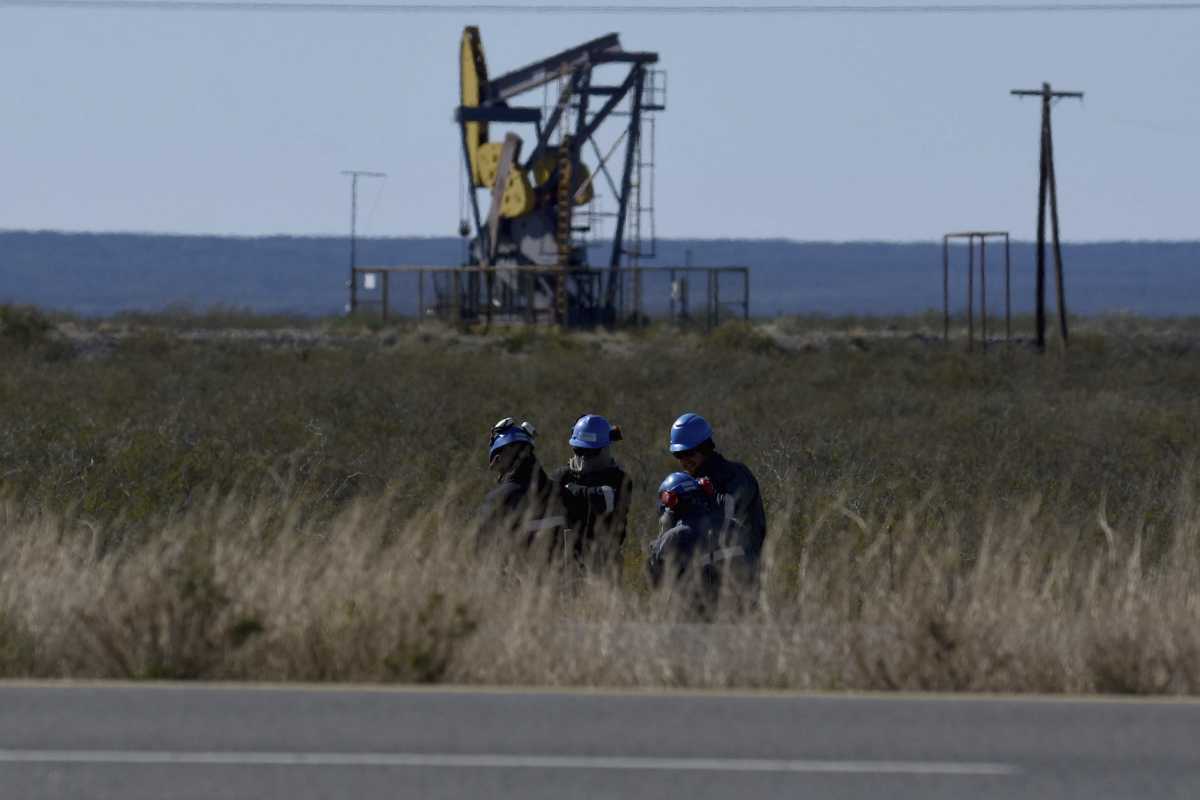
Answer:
[
  {"left": 477, "top": 417, "right": 562, "bottom": 552},
  {"left": 647, "top": 471, "right": 740, "bottom": 616},
  {"left": 550, "top": 413, "right": 632, "bottom": 574},
  {"left": 667, "top": 412, "right": 767, "bottom": 595}
]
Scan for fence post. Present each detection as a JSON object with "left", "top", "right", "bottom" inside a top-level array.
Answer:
[
  {"left": 713, "top": 270, "right": 722, "bottom": 327},
  {"left": 742, "top": 268, "right": 750, "bottom": 321},
  {"left": 1005, "top": 234, "right": 1012, "bottom": 344},
  {"left": 942, "top": 236, "right": 949, "bottom": 343},
  {"left": 381, "top": 271, "right": 389, "bottom": 322},
  {"left": 967, "top": 237, "right": 975, "bottom": 352},
  {"left": 452, "top": 270, "right": 461, "bottom": 327},
  {"left": 980, "top": 238, "right": 987, "bottom": 350}
]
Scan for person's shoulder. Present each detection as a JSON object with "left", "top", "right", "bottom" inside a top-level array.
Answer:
[
  {"left": 721, "top": 456, "right": 760, "bottom": 487},
  {"left": 732, "top": 459, "right": 758, "bottom": 479}
]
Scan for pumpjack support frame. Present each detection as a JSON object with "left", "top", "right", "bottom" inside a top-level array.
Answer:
[{"left": 456, "top": 27, "right": 663, "bottom": 325}]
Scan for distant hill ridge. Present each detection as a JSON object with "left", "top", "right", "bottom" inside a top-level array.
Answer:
[{"left": 1, "top": 231, "right": 1197, "bottom": 317}]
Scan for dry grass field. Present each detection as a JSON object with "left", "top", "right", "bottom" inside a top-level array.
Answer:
[{"left": 2, "top": 305, "right": 1200, "bottom": 693}]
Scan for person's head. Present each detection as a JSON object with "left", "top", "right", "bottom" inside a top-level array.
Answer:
[
  {"left": 488, "top": 417, "right": 536, "bottom": 473},
  {"left": 569, "top": 413, "right": 622, "bottom": 465},
  {"left": 657, "top": 471, "right": 716, "bottom": 517},
  {"left": 668, "top": 412, "right": 715, "bottom": 476}
]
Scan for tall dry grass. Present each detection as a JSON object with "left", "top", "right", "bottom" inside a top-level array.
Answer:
[
  {"left": 3, "top": 308, "right": 1200, "bottom": 691},
  {"left": 2, "top": 476, "right": 1198, "bottom": 693}
]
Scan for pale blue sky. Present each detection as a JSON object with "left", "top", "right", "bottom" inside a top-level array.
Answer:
[{"left": 1, "top": 2, "right": 1197, "bottom": 240}]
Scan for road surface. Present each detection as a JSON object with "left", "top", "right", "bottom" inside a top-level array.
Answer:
[{"left": 1, "top": 683, "right": 1197, "bottom": 799}]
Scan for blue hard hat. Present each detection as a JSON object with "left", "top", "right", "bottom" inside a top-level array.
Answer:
[
  {"left": 668, "top": 412, "right": 713, "bottom": 453},
  {"left": 657, "top": 471, "right": 711, "bottom": 514},
  {"left": 659, "top": 471, "right": 701, "bottom": 497},
  {"left": 489, "top": 418, "right": 535, "bottom": 457},
  {"left": 569, "top": 414, "right": 612, "bottom": 449}
]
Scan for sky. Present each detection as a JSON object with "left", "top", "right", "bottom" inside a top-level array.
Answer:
[{"left": 1, "top": 1, "right": 1198, "bottom": 241}]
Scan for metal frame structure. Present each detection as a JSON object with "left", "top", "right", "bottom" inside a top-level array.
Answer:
[
  {"left": 456, "top": 28, "right": 665, "bottom": 325},
  {"left": 943, "top": 231, "right": 1011, "bottom": 350},
  {"left": 341, "top": 170, "right": 386, "bottom": 315},
  {"left": 350, "top": 265, "right": 749, "bottom": 331}
]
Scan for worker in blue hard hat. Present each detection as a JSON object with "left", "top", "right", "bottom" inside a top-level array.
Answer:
[
  {"left": 549, "top": 413, "right": 632, "bottom": 574},
  {"left": 667, "top": 412, "right": 767, "bottom": 594},
  {"left": 647, "top": 472, "right": 739, "bottom": 616},
  {"left": 477, "top": 417, "right": 562, "bottom": 551}
]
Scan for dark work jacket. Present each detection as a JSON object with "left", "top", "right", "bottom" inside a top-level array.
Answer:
[
  {"left": 647, "top": 501, "right": 739, "bottom": 618},
  {"left": 477, "top": 453, "right": 559, "bottom": 549},
  {"left": 647, "top": 503, "right": 727, "bottom": 587},
  {"left": 549, "top": 461, "right": 632, "bottom": 571},
  {"left": 695, "top": 452, "right": 767, "bottom": 569}
]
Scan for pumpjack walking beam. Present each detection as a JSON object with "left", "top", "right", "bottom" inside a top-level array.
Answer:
[
  {"left": 455, "top": 26, "right": 661, "bottom": 324},
  {"left": 1012, "top": 83, "right": 1083, "bottom": 351}
]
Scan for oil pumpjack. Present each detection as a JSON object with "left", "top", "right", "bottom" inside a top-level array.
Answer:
[{"left": 456, "top": 27, "right": 665, "bottom": 325}]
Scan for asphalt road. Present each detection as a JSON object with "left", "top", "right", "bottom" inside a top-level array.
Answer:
[{"left": 1, "top": 683, "right": 1198, "bottom": 800}]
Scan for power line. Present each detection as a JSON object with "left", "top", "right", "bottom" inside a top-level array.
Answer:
[{"left": 4, "top": 1, "right": 1200, "bottom": 14}]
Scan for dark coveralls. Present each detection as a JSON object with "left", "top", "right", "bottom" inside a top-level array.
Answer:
[
  {"left": 550, "top": 460, "right": 632, "bottom": 572},
  {"left": 477, "top": 450, "right": 561, "bottom": 552},
  {"left": 694, "top": 452, "right": 767, "bottom": 586},
  {"left": 647, "top": 498, "right": 732, "bottom": 615}
]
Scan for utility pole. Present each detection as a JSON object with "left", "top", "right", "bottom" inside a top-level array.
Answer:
[
  {"left": 1011, "top": 83, "right": 1083, "bottom": 350},
  {"left": 341, "top": 169, "right": 387, "bottom": 315}
]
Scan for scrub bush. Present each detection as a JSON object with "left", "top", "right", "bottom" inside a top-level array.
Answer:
[{"left": 0, "top": 305, "right": 52, "bottom": 350}]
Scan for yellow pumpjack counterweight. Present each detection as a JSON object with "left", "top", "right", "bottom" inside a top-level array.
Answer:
[
  {"left": 476, "top": 141, "right": 535, "bottom": 219},
  {"left": 462, "top": 25, "right": 593, "bottom": 218}
]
